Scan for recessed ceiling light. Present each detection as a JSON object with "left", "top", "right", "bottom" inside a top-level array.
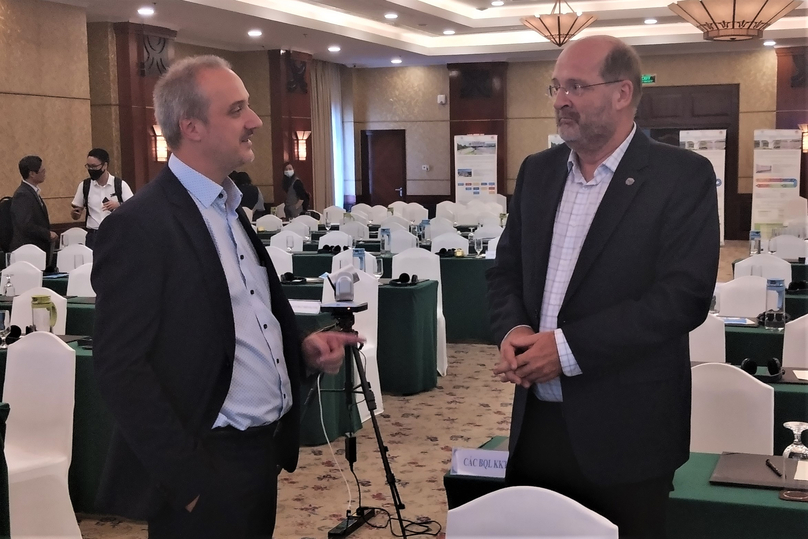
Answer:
[
  {"left": 247, "top": 29, "right": 262, "bottom": 37},
  {"left": 391, "top": 57, "right": 402, "bottom": 64},
  {"left": 644, "top": 18, "right": 658, "bottom": 24},
  {"left": 764, "top": 40, "right": 776, "bottom": 46},
  {"left": 491, "top": 1, "right": 504, "bottom": 6},
  {"left": 384, "top": 12, "right": 398, "bottom": 20},
  {"left": 443, "top": 29, "right": 456, "bottom": 35},
  {"left": 328, "top": 45, "right": 341, "bottom": 52},
  {"left": 137, "top": 6, "right": 154, "bottom": 16}
]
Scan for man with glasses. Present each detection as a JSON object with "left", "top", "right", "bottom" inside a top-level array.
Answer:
[
  {"left": 10, "top": 155, "right": 57, "bottom": 263},
  {"left": 70, "top": 148, "right": 133, "bottom": 248},
  {"left": 487, "top": 35, "right": 719, "bottom": 537}
]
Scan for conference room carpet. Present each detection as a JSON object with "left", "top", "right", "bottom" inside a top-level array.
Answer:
[{"left": 77, "top": 241, "right": 748, "bottom": 538}]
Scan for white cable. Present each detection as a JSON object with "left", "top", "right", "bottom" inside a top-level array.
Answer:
[{"left": 317, "top": 373, "right": 353, "bottom": 515}]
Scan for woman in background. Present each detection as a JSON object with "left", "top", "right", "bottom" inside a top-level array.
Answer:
[{"left": 282, "top": 162, "right": 309, "bottom": 219}]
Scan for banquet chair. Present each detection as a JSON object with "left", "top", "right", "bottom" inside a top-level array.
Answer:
[
  {"left": 405, "top": 202, "right": 428, "bottom": 224},
  {"left": 351, "top": 203, "right": 372, "bottom": 216},
  {"left": 0, "top": 261, "right": 43, "bottom": 296},
  {"left": 389, "top": 228, "right": 417, "bottom": 254},
  {"left": 688, "top": 314, "right": 726, "bottom": 363},
  {"left": 768, "top": 234, "right": 807, "bottom": 261},
  {"left": 292, "top": 214, "right": 319, "bottom": 233},
  {"left": 782, "top": 314, "right": 808, "bottom": 369},
  {"left": 323, "top": 205, "right": 345, "bottom": 224},
  {"left": 368, "top": 205, "right": 388, "bottom": 224},
  {"left": 241, "top": 207, "right": 253, "bottom": 222},
  {"left": 318, "top": 231, "right": 352, "bottom": 251},
  {"left": 453, "top": 207, "right": 479, "bottom": 226},
  {"left": 690, "top": 363, "right": 773, "bottom": 455},
  {"left": 60, "top": 227, "right": 87, "bottom": 247},
  {"left": 10, "top": 245, "right": 46, "bottom": 271},
  {"left": 283, "top": 221, "right": 311, "bottom": 239},
  {"left": 332, "top": 249, "right": 377, "bottom": 274},
  {"left": 66, "top": 263, "right": 95, "bottom": 297},
  {"left": 255, "top": 214, "right": 283, "bottom": 232},
  {"left": 269, "top": 230, "right": 304, "bottom": 253},
  {"left": 380, "top": 215, "right": 410, "bottom": 230},
  {"left": 446, "top": 486, "right": 617, "bottom": 538},
  {"left": 431, "top": 232, "right": 470, "bottom": 254},
  {"left": 486, "top": 236, "right": 500, "bottom": 258},
  {"left": 273, "top": 202, "right": 285, "bottom": 218},
  {"left": 473, "top": 225, "right": 503, "bottom": 240},
  {"left": 734, "top": 254, "right": 792, "bottom": 286},
  {"left": 321, "top": 266, "right": 382, "bottom": 422},
  {"left": 428, "top": 217, "right": 455, "bottom": 241},
  {"left": 265, "top": 246, "right": 293, "bottom": 275},
  {"left": 4, "top": 332, "right": 81, "bottom": 539},
  {"left": 10, "top": 287, "right": 68, "bottom": 335},
  {"left": 393, "top": 248, "right": 447, "bottom": 375},
  {"left": 388, "top": 200, "right": 407, "bottom": 217},
  {"left": 495, "top": 193, "right": 508, "bottom": 213},
  {"left": 478, "top": 216, "right": 501, "bottom": 228},
  {"left": 56, "top": 243, "right": 93, "bottom": 273},
  {"left": 436, "top": 201, "right": 456, "bottom": 222},
  {"left": 345, "top": 211, "right": 369, "bottom": 225},
  {"left": 717, "top": 275, "right": 766, "bottom": 318},
  {"left": 340, "top": 220, "right": 369, "bottom": 240},
  {"left": 465, "top": 199, "right": 487, "bottom": 210},
  {"left": 476, "top": 211, "right": 499, "bottom": 227}
]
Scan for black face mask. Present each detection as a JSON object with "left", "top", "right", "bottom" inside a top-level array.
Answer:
[{"left": 88, "top": 168, "right": 105, "bottom": 181}]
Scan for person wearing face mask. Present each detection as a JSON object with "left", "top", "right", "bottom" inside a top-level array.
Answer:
[
  {"left": 281, "top": 162, "right": 309, "bottom": 219},
  {"left": 71, "top": 148, "right": 134, "bottom": 248}
]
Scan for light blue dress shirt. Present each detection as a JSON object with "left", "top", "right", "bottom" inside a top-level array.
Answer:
[{"left": 169, "top": 155, "right": 292, "bottom": 429}]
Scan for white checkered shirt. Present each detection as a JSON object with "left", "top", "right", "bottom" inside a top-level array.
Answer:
[{"left": 533, "top": 124, "right": 636, "bottom": 402}]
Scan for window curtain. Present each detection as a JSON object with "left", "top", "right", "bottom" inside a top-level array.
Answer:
[{"left": 310, "top": 60, "right": 343, "bottom": 210}]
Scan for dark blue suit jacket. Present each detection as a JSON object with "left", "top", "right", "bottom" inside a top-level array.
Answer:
[
  {"left": 92, "top": 167, "right": 306, "bottom": 519},
  {"left": 486, "top": 131, "right": 720, "bottom": 485}
]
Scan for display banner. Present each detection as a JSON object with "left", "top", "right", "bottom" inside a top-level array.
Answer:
[
  {"left": 752, "top": 129, "right": 802, "bottom": 235},
  {"left": 454, "top": 135, "right": 498, "bottom": 204},
  {"left": 680, "top": 130, "right": 727, "bottom": 245}
]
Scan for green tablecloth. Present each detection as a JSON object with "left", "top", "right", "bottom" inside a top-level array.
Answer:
[
  {"left": 42, "top": 276, "right": 68, "bottom": 296},
  {"left": 725, "top": 326, "right": 784, "bottom": 366},
  {"left": 785, "top": 294, "right": 808, "bottom": 318},
  {"left": 443, "top": 438, "right": 808, "bottom": 538},
  {"left": 0, "top": 298, "right": 95, "bottom": 336},
  {"left": 282, "top": 280, "right": 439, "bottom": 395}
]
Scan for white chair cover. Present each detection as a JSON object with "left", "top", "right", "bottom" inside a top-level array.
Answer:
[
  {"left": 389, "top": 228, "right": 417, "bottom": 254},
  {"left": 351, "top": 203, "right": 372, "bottom": 215},
  {"left": 769, "top": 234, "right": 807, "bottom": 261},
  {"left": 345, "top": 211, "right": 369, "bottom": 225},
  {"left": 436, "top": 201, "right": 456, "bottom": 222},
  {"left": 369, "top": 205, "right": 389, "bottom": 224},
  {"left": 340, "top": 221, "right": 369, "bottom": 240},
  {"left": 734, "top": 254, "right": 792, "bottom": 286},
  {"left": 485, "top": 202, "right": 502, "bottom": 215},
  {"left": 446, "top": 486, "right": 618, "bottom": 538},
  {"left": 388, "top": 200, "right": 407, "bottom": 217},
  {"left": 495, "top": 193, "right": 508, "bottom": 213},
  {"left": 269, "top": 230, "right": 304, "bottom": 253},
  {"left": 429, "top": 217, "right": 455, "bottom": 241},
  {"left": 66, "top": 263, "right": 95, "bottom": 297},
  {"left": 283, "top": 221, "right": 311, "bottom": 239},
  {"left": 1, "top": 261, "right": 43, "bottom": 296},
  {"left": 318, "top": 231, "right": 353, "bottom": 250},
  {"left": 273, "top": 202, "right": 285, "bottom": 218},
  {"left": 321, "top": 267, "right": 383, "bottom": 422},
  {"left": 292, "top": 214, "right": 319, "bottom": 232},
  {"left": 331, "top": 249, "right": 377, "bottom": 274},
  {"left": 465, "top": 199, "right": 487, "bottom": 210},
  {"left": 242, "top": 207, "right": 254, "bottom": 222},
  {"left": 782, "top": 314, "right": 808, "bottom": 369},
  {"left": 4, "top": 332, "right": 81, "bottom": 538},
  {"left": 56, "top": 244, "right": 93, "bottom": 273},
  {"left": 60, "top": 227, "right": 87, "bottom": 246},
  {"left": 478, "top": 216, "right": 501, "bottom": 228},
  {"left": 453, "top": 208, "right": 479, "bottom": 226},
  {"left": 690, "top": 363, "right": 773, "bottom": 455},
  {"left": 405, "top": 202, "right": 428, "bottom": 224},
  {"left": 393, "top": 248, "right": 448, "bottom": 375},
  {"left": 11, "top": 244, "right": 47, "bottom": 271},
  {"left": 473, "top": 225, "right": 503, "bottom": 240},
  {"left": 431, "top": 232, "right": 470, "bottom": 254},
  {"left": 255, "top": 214, "right": 283, "bottom": 232},
  {"left": 380, "top": 215, "right": 410, "bottom": 230},
  {"left": 688, "top": 314, "right": 726, "bottom": 363},
  {"left": 381, "top": 222, "right": 407, "bottom": 234},
  {"left": 485, "top": 235, "right": 500, "bottom": 259},
  {"left": 476, "top": 211, "right": 499, "bottom": 226},
  {"left": 322, "top": 205, "right": 345, "bottom": 224},
  {"left": 265, "top": 246, "right": 293, "bottom": 275},
  {"left": 10, "top": 287, "right": 68, "bottom": 335},
  {"left": 718, "top": 275, "right": 766, "bottom": 318}
]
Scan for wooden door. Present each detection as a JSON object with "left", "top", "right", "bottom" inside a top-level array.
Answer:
[{"left": 361, "top": 130, "right": 406, "bottom": 207}]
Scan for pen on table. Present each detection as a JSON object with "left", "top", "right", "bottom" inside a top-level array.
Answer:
[{"left": 765, "top": 458, "right": 783, "bottom": 478}]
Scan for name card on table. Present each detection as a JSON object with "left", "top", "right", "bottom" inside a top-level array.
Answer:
[
  {"left": 289, "top": 300, "right": 321, "bottom": 314},
  {"left": 451, "top": 448, "right": 509, "bottom": 478},
  {"left": 794, "top": 370, "right": 808, "bottom": 382}
]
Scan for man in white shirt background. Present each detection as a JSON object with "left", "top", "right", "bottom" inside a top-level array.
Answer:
[{"left": 70, "top": 148, "right": 133, "bottom": 249}]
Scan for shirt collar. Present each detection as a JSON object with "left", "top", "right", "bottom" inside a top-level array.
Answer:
[
  {"left": 93, "top": 173, "right": 115, "bottom": 187},
  {"left": 168, "top": 154, "right": 242, "bottom": 211},
  {"left": 22, "top": 180, "right": 40, "bottom": 195},
  {"left": 567, "top": 123, "right": 637, "bottom": 185}
]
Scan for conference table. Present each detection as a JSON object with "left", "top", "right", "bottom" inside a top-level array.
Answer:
[
  {"left": 443, "top": 437, "right": 808, "bottom": 538},
  {"left": 0, "top": 312, "right": 336, "bottom": 514}
]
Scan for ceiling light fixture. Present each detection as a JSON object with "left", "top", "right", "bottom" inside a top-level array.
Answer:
[
  {"left": 763, "top": 40, "right": 777, "bottom": 46},
  {"left": 521, "top": 0, "right": 597, "bottom": 47},
  {"left": 443, "top": 29, "right": 456, "bottom": 35},
  {"left": 668, "top": 0, "right": 800, "bottom": 41},
  {"left": 645, "top": 18, "right": 658, "bottom": 24},
  {"left": 328, "top": 45, "right": 341, "bottom": 52},
  {"left": 391, "top": 57, "right": 402, "bottom": 64},
  {"left": 247, "top": 29, "right": 262, "bottom": 37},
  {"left": 137, "top": 6, "right": 155, "bottom": 16},
  {"left": 491, "top": 1, "right": 505, "bottom": 6},
  {"left": 384, "top": 12, "right": 398, "bottom": 20}
]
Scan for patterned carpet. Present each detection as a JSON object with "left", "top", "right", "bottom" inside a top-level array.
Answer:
[{"left": 76, "top": 241, "right": 746, "bottom": 538}]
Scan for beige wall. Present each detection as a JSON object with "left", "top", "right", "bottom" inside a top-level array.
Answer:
[
  {"left": 351, "top": 65, "right": 450, "bottom": 197},
  {"left": 0, "top": 0, "right": 91, "bottom": 224},
  {"left": 87, "top": 22, "right": 121, "bottom": 178}
]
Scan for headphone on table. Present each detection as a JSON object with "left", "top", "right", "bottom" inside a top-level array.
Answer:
[
  {"left": 389, "top": 272, "right": 419, "bottom": 286},
  {"left": 280, "top": 272, "right": 306, "bottom": 284},
  {"left": 740, "top": 357, "right": 784, "bottom": 383}
]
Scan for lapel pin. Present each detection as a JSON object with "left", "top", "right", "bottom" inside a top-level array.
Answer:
[{"left": 625, "top": 177, "right": 635, "bottom": 186}]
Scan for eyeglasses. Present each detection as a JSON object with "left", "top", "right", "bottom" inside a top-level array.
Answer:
[
  {"left": 85, "top": 163, "right": 104, "bottom": 171},
  {"left": 547, "top": 80, "right": 625, "bottom": 98}
]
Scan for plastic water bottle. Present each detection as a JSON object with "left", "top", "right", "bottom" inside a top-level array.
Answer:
[
  {"left": 2, "top": 275, "right": 15, "bottom": 297},
  {"left": 749, "top": 230, "right": 761, "bottom": 256},
  {"left": 765, "top": 278, "right": 786, "bottom": 330},
  {"left": 352, "top": 248, "right": 366, "bottom": 272},
  {"left": 380, "top": 228, "right": 391, "bottom": 254}
]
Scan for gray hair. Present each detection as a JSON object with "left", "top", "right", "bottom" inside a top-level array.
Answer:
[
  {"left": 599, "top": 40, "right": 643, "bottom": 109},
  {"left": 153, "top": 55, "right": 232, "bottom": 149}
]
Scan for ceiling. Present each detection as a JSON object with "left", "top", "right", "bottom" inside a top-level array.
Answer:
[{"left": 54, "top": 0, "right": 808, "bottom": 67}]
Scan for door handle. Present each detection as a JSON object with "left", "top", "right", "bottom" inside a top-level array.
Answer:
[{"left": 395, "top": 187, "right": 404, "bottom": 197}]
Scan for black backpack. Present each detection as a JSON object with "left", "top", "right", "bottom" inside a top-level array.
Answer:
[
  {"left": 83, "top": 177, "right": 123, "bottom": 225},
  {"left": 0, "top": 196, "right": 13, "bottom": 253}
]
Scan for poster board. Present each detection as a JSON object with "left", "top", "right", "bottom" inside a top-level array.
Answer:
[
  {"left": 751, "top": 129, "right": 802, "bottom": 235},
  {"left": 680, "top": 130, "right": 727, "bottom": 245},
  {"left": 454, "top": 135, "right": 498, "bottom": 204}
]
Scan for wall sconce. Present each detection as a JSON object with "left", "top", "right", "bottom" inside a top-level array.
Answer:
[
  {"left": 294, "top": 130, "right": 311, "bottom": 161},
  {"left": 151, "top": 124, "right": 169, "bottom": 162},
  {"left": 800, "top": 124, "right": 808, "bottom": 154}
]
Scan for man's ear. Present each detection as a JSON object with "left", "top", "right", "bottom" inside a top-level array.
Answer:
[
  {"left": 179, "top": 117, "right": 204, "bottom": 143},
  {"left": 613, "top": 80, "right": 634, "bottom": 112}
]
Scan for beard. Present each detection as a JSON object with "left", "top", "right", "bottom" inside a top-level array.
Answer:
[{"left": 556, "top": 102, "right": 616, "bottom": 153}]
